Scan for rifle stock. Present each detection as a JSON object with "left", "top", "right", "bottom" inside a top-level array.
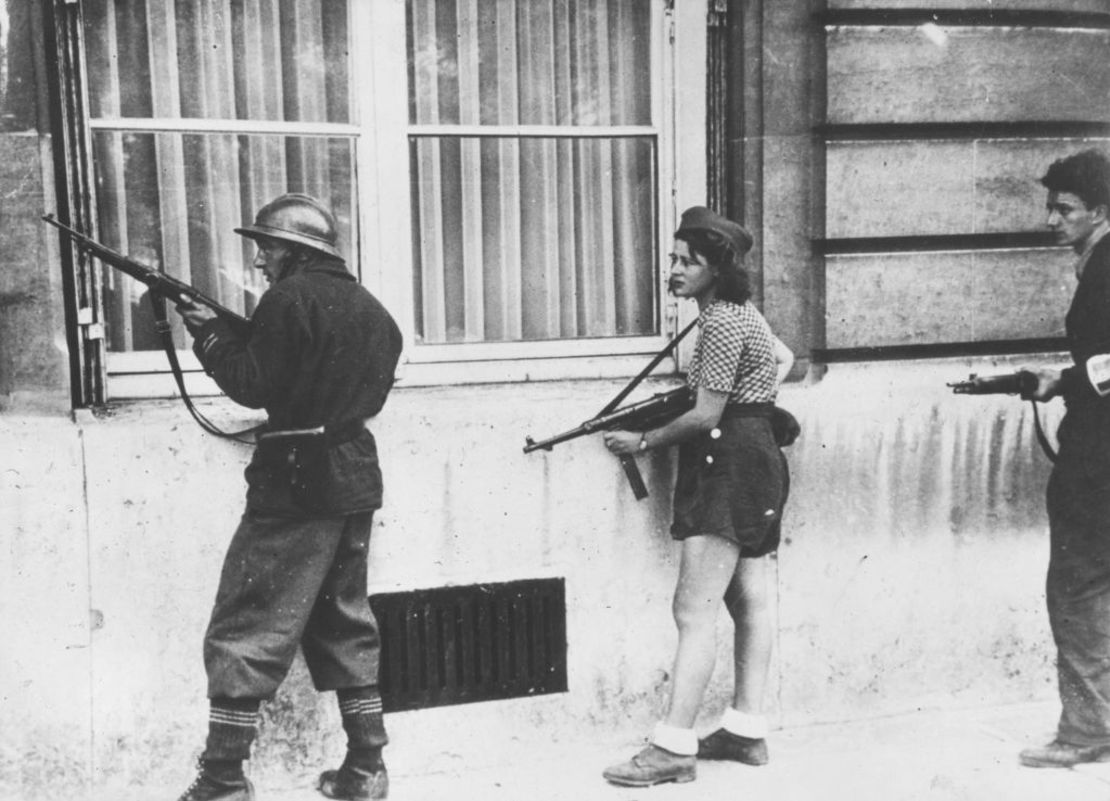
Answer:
[
  {"left": 523, "top": 386, "right": 695, "bottom": 500},
  {"left": 43, "top": 215, "right": 252, "bottom": 339}
]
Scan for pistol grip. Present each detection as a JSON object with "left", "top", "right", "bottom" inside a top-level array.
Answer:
[{"left": 619, "top": 455, "right": 649, "bottom": 500}]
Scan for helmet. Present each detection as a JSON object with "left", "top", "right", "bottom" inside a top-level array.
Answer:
[{"left": 234, "top": 193, "right": 342, "bottom": 259}]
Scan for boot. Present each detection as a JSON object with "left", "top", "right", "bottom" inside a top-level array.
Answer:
[
  {"left": 176, "top": 759, "right": 254, "bottom": 801},
  {"left": 318, "top": 762, "right": 389, "bottom": 800}
]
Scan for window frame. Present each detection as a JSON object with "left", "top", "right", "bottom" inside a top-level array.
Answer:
[{"left": 59, "top": 0, "right": 700, "bottom": 401}]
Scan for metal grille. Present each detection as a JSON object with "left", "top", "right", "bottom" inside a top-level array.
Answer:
[{"left": 369, "top": 578, "right": 567, "bottom": 712}]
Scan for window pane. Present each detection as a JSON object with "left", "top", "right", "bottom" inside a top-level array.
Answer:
[
  {"left": 92, "top": 131, "right": 355, "bottom": 352},
  {"left": 83, "top": 0, "right": 351, "bottom": 123},
  {"left": 0, "top": 1, "right": 37, "bottom": 132},
  {"left": 410, "top": 136, "right": 656, "bottom": 344},
  {"left": 407, "top": 0, "right": 652, "bottom": 127}
]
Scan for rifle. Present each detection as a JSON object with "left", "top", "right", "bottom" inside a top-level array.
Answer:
[
  {"left": 949, "top": 369, "right": 1055, "bottom": 462},
  {"left": 44, "top": 214, "right": 258, "bottom": 442},
  {"left": 948, "top": 370, "right": 1036, "bottom": 399},
  {"left": 42, "top": 215, "right": 252, "bottom": 339},
  {"left": 523, "top": 386, "right": 696, "bottom": 499}
]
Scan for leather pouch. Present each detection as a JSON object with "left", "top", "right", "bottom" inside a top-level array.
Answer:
[
  {"left": 256, "top": 427, "right": 329, "bottom": 513},
  {"left": 770, "top": 406, "right": 801, "bottom": 447}
]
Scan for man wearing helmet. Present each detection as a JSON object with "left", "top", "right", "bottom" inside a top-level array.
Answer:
[{"left": 173, "top": 194, "right": 403, "bottom": 801}]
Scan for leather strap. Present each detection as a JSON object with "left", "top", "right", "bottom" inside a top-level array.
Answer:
[
  {"left": 1030, "top": 399, "right": 1057, "bottom": 463},
  {"left": 599, "top": 319, "right": 698, "bottom": 415},
  {"left": 150, "top": 292, "right": 260, "bottom": 444}
]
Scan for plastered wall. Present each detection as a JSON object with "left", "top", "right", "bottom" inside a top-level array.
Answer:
[{"left": 1, "top": 360, "right": 1060, "bottom": 798}]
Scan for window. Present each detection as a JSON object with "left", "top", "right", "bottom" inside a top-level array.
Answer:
[
  {"left": 407, "top": 0, "right": 657, "bottom": 345},
  {"left": 63, "top": 0, "right": 683, "bottom": 399}
]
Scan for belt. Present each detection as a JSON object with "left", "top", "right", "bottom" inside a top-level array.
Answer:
[
  {"left": 719, "top": 402, "right": 774, "bottom": 421},
  {"left": 257, "top": 419, "right": 367, "bottom": 447}
]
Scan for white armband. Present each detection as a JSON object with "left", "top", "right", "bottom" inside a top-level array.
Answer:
[{"left": 1085, "top": 354, "right": 1110, "bottom": 397}]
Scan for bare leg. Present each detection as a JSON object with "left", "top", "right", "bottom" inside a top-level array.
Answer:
[
  {"left": 723, "top": 554, "right": 773, "bottom": 714},
  {"left": 663, "top": 534, "right": 742, "bottom": 728}
]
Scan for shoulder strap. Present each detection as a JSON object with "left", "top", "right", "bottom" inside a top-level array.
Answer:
[
  {"left": 598, "top": 318, "right": 698, "bottom": 415},
  {"left": 1029, "top": 399, "right": 1057, "bottom": 463},
  {"left": 150, "top": 292, "right": 260, "bottom": 444}
]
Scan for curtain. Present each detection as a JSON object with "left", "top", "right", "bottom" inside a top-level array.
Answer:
[
  {"left": 82, "top": 0, "right": 353, "bottom": 353},
  {"left": 408, "top": 0, "right": 656, "bottom": 344}
]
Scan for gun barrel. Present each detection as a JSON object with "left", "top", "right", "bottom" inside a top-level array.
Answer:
[
  {"left": 523, "top": 423, "right": 593, "bottom": 453},
  {"left": 949, "top": 371, "right": 1036, "bottom": 397},
  {"left": 43, "top": 215, "right": 252, "bottom": 337}
]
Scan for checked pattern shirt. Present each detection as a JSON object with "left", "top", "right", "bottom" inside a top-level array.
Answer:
[{"left": 686, "top": 300, "right": 777, "bottom": 404}]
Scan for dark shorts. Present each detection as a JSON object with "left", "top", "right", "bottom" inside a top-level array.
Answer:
[{"left": 670, "top": 414, "right": 789, "bottom": 557}]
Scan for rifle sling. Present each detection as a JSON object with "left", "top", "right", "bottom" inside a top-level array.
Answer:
[
  {"left": 1030, "top": 399, "right": 1058, "bottom": 464},
  {"left": 150, "top": 291, "right": 259, "bottom": 444},
  {"left": 599, "top": 318, "right": 698, "bottom": 416}
]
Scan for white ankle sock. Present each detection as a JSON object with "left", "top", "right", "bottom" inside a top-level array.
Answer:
[
  {"left": 721, "top": 708, "right": 768, "bottom": 739},
  {"left": 652, "top": 722, "right": 697, "bottom": 756}
]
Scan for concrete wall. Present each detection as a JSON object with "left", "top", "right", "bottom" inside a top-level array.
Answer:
[{"left": 1, "top": 357, "right": 1062, "bottom": 798}]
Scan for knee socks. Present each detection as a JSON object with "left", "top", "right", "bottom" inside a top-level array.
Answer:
[
  {"left": 337, "top": 686, "right": 388, "bottom": 772},
  {"left": 202, "top": 698, "right": 261, "bottom": 780}
]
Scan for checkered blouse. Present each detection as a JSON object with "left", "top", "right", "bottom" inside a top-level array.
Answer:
[{"left": 686, "top": 300, "right": 778, "bottom": 404}]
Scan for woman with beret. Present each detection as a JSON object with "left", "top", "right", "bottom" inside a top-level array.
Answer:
[{"left": 601, "top": 206, "right": 793, "bottom": 787}]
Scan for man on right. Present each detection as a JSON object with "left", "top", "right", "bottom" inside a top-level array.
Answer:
[{"left": 1023, "top": 148, "right": 1110, "bottom": 768}]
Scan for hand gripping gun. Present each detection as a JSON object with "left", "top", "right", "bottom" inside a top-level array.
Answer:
[
  {"left": 43, "top": 215, "right": 252, "bottom": 338},
  {"left": 523, "top": 386, "right": 696, "bottom": 500},
  {"left": 43, "top": 214, "right": 257, "bottom": 441},
  {"left": 949, "top": 369, "right": 1056, "bottom": 461},
  {"left": 523, "top": 319, "right": 699, "bottom": 500}
]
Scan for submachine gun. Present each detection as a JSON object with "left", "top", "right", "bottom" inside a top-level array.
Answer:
[
  {"left": 524, "top": 386, "right": 696, "bottom": 499},
  {"left": 948, "top": 369, "right": 1055, "bottom": 461},
  {"left": 948, "top": 370, "right": 1036, "bottom": 399},
  {"left": 523, "top": 320, "right": 699, "bottom": 500}
]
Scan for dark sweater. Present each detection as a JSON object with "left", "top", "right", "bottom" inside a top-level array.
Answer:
[{"left": 193, "top": 255, "right": 403, "bottom": 515}]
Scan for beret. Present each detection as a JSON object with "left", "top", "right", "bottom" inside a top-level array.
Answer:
[{"left": 674, "top": 206, "right": 753, "bottom": 255}]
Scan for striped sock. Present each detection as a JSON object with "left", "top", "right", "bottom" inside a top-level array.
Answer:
[
  {"left": 337, "top": 687, "right": 388, "bottom": 771},
  {"left": 203, "top": 698, "right": 260, "bottom": 765}
]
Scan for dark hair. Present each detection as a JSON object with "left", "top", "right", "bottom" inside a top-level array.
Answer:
[
  {"left": 674, "top": 228, "right": 752, "bottom": 305},
  {"left": 1041, "top": 149, "right": 1110, "bottom": 211}
]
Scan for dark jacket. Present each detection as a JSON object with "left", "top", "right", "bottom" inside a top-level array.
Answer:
[
  {"left": 1059, "top": 234, "right": 1110, "bottom": 468},
  {"left": 192, "top": 255, "right": 403, "bottom": 516}
]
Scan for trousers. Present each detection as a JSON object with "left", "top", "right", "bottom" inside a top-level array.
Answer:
[
  {"left": 204, "top": 510, "right": 382, "bottom": 699},
  {"left": 1046, "top": 454, "right": 1110, "bottom": 746}
]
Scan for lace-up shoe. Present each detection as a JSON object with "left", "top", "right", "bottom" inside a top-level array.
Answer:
[
  {"left": 697, "top": 728, "right": 769, "bottom": 765},
  {"left": 602, "top": 744, "right": 696, "bottom": 787},
  {"left": 176, "top": 763, "right": 253, "bottom": 801}
]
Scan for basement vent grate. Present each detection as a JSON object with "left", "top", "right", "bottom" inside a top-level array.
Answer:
[{"left": 369, "top": 577, "right": 568, "bottom": 712}]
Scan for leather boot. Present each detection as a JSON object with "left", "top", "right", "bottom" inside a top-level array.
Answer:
[
  {"left": 176, "top": 760, "right": 254, "bottom": 801},
  {"left": 318, "top": 763, "right": 389, "bottom": 800}
]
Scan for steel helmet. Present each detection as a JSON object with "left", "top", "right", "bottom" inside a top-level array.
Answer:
[{"left": 234, "top": 193, "right": 342, "bottom": 259}]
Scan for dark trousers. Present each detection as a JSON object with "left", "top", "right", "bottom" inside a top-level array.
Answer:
[
  {"left": 1046, "top": 455, "right": 1110, "bottom": 746},
  {"left": 204, "top": 510, "right": 382, "bottom": 699}
]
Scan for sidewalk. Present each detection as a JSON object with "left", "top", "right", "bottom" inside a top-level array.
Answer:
[{"left": 252, "top": 701, "right": 1110, "bottom": 801}]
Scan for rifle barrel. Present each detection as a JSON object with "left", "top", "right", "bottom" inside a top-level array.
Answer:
[{"left": 43, "top": 215, "right": 252, "bottom": 337}]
